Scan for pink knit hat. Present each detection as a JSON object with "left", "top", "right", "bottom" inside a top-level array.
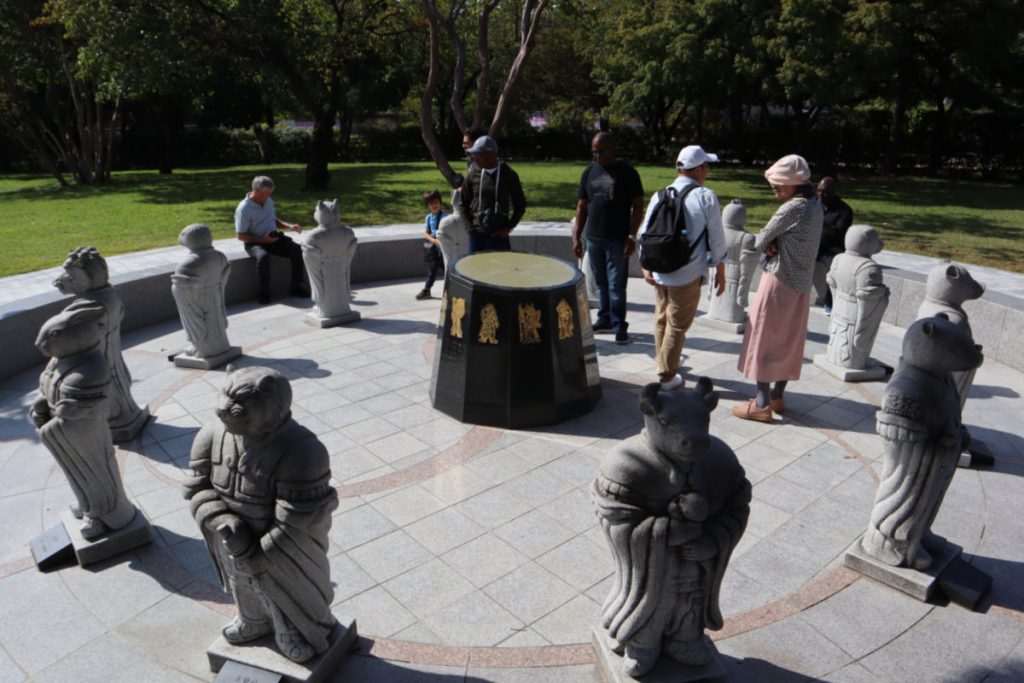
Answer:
[{"left": 764, "top": 154, "right": 811, "bottom": 186}]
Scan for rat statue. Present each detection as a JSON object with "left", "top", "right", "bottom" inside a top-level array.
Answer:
[{"left": 593, "top": 378, "right": 751, "bottom": 678}]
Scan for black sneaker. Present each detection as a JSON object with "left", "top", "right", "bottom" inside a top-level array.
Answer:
[
  {"left": 415, "top": 289, "right": 431, "bottom": 300},
  {"left": 592, "top": 320, "right": 613, "bottom": 333},
  {"left": 615, "top": 330, "right": 630, "bottom": 345}
]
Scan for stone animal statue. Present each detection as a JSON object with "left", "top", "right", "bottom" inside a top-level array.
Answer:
[
  {"left": 917, "top": 263, "right": 985, "bottom": 409},
  {"left": 824, "top": 225, "right": 889, "bottom": 369},
  {"left": 184, "top": 366, "right": 339, "bottom": 663},
  {"left": 436, "top": 188, "right": 470, "bottom": 269},
  {"left": 706, "top": 199, "right": 758, "bottom": 326},
  {"left": 593, "top": 378, "right": 751, "bottom": 678},
  {"left": 302, "top": 199, "right": 359, "bottom": 326},
  {"left": 171, "top": 224, "right": 234, "bottom": 362},
  {"left": 52, "top": 247, "right": 148, "bottom": 440},
  {"left": 31, "top": 306, "right": 137, "bottom": 539},
  {"left": 861, "top": 316, "right": 983, "bottom": 569}
]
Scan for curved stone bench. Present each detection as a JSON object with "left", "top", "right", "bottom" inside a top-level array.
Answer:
[{"left": 2, "top": 221, "right": 1022, "bottom": 380}]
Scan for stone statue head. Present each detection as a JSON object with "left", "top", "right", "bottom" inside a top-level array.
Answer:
[
  {"left": 844, "top": 224, "right": 883, "bottom": 257},
  {"left": 926, "top": 263, "right": 985, "bottom": 306},
  {"left": 314, "top": 199, "right": 341, "bottom": 228},
  {"left": 179, "top": 224, "right": 213, "bottom": 251},
  {"left": 639, "top": 377, "right": 718, "bottom": 463},
  {"left": 34, "top": 305, "right": 105, "bottom": 359},
  {"left": 215, "top": 366, "right": 293, "bottom": 436},
  {"left": 53, "top": 247, "right": 109, "bottom": 294},
  {"left": 722, "top": 199, "right": 747, "bottom": 231},
  {"left": 902, "top": 315, "right": 983, "bottom": 374}
]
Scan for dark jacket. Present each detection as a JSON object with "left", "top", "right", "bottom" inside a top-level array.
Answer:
[{"left": 459, "top": 162, "right": 527, "bottom": 234}]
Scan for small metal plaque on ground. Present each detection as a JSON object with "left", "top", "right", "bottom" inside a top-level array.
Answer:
[
  {"left": 592, "top": 627, "right": 725, "bottom": 683},
  {"left": 214, "top": 660, "right": 282, "bottom": 683},
  {"left": 208, "top": 618, "right": 357, "bottom": 683},
  {"left": 60, "top": 508, "right": 153, "bottom": 567},
  {"left": 30, "top": 522, "right": 75, "bottom": 572}
]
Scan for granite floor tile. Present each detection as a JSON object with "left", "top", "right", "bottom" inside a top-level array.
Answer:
[
  {"left": 494, "top": 509, "right": 576, "bottom": 560},
  {"left": 482, "top": 562, "right": 577, "bottom": 624},
  {"left": 370, "top": 485, "right": 447, "bottom": 527},
  {"left": 419, "top": 590, "right": 526, "bottom": 647},
  {"left": 32, "top": 632, "right": 186, "bottom": 683},
  {"left": 536, "top": 534, "right": 613, "bottom": 590},
  {"left": 328, "top": 552, "right": 378, "bottom": 604},
  {"left": 454, "top": 487, "right": 534, "bottom": 529},
  {"left": 497, "top": 468, "right": 575, "bottom": 509},
  {"left": 328, "top": 503, "right": 398, "bottom": 552},
  {"left": 348, "top": 530, "right": 434, "bottom": 583},
  {"left": 404, "top": 507, "right": 486, "bottom": 556},
  {"left": 382, "top": 558, "right": 475, "bottom": 619},
  {"left": 716, "top": 614, "right": 852, "bottom": 679},
  {"left": 441, "top": 534, "right": 528, "bottom": 588},
  {"left": 336, "top": 586, "right": 417, "bottom": 638},
  {"left": 530, "top": 594, "right": 601, "bottom": 645}
]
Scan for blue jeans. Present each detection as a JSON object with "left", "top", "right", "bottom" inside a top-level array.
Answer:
[
  {"left": 468, "top": 231, "right": 512, "bottom": 253},
  {"left": 587, "top": 238, "right": 629, "bottom": 332}
]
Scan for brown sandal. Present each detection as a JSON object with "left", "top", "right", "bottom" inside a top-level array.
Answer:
[
  {"left": 769, "top": 397, "right": 785, "bottom": 414},
  {"left": 732, "top": 399, "right": 773, "bottom": 423}
]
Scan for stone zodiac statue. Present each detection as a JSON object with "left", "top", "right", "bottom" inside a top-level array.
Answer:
[
  {"left": 706, "top": 199, "right": 758, "bottom": 332},
  {"left": 860, "top": 316, "right": 983, "bottom": 569},
  {"left": 302, "top": 199, "right": 360, "bottom": 327},
  {"left": 52, "top": 247, "right": 149, "bottom": 441},
  {"left": 917, "top": 263, "right": 985, "bottom": 409},
  {"left": 821, "top": 224, "right": 889, "bottom": 377},
  {"left": 436, "top": 188, "right": 470, "bottom": 269},
  {"left": 593, "top": 378, "right": 750, "bottom": 678},
  {"left": 184, "top": 366, "right": 339, "bottom": 663},
  {"left": 31, "top": 306, "right": 138, "bottom": 539},
  {"left": 171, "top": 224, "right": 240, "bottom": 369}
]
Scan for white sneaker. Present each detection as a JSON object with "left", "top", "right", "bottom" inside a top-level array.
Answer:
[{"left": 660, "top": 374, "right": 684, "bottom": 391}]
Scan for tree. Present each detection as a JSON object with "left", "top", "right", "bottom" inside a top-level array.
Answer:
[{"left": 419, "top": 0, "right": 550, "bottom": 187}]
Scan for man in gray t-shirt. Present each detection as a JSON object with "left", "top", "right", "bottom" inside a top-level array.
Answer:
[{"left": 235, "top": 176, "right": 308, "bottom": 304}]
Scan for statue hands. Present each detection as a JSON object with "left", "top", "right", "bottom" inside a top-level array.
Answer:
[
  {"left": 678, "top": 533, "right": 718, "bottom": 562},
  {"left": 30, "top": 397, "right": 51, "bottom": 428},
  {"left": 217, "top": 518, "right": 256, "bottom": 558}
]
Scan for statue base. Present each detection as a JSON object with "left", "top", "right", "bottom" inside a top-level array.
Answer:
[
  {"left": 172, "top": 346, "right": 242, "bottom": 370},
  {"left": 305, "top": 310, "right": 361, "bottom": 328},
  {"left": 59, "top": 508, "right": 152, "bottom": 567},
  {"left": 813, "top": 354, "right": 889, "bottom": 382},
  {"left": 699, "top": 315, "right": 746, "bottom": 334},
  {"left": 110, "top": 405, "right": 151, "bottom": 443},
  {"left": 208, "top": 617, "right": 357, "bottom": 683},
  {"left": 592, "top": 628, "right": 725, "bottom": 683},
  {"left": 958, "top": 437, "right": 995, "bottom": 469},
  {"left": 843, "top": 536, "right": 962, "bottom": 603}
]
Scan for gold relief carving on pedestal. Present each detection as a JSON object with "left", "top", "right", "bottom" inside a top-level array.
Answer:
[
  {"left": 556, "top": 298, "right": 574, "bottom": 340},
  {"left": 450, "top": 297, "right": 466, "bottom": 339},
  {"left": 518, "top": 303, "right": 542, "bottom": 344},
  {"left": 478, "top": 303, "right": 500, "bottom": 344},
  {"left": 439, "top": 293, "right": 448, "bottom": 325}
]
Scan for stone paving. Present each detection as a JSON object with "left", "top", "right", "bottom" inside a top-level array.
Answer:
[{"left": 0, "top": 273, "right": 1023, "bottom": 682}]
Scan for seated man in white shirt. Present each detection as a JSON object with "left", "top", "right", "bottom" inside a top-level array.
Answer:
[
  {"left": 235, "top": 175, "right": 308, "bottom": 304},
  {"left": 638, "top": 146, "right": 727, "bottom": 390}
]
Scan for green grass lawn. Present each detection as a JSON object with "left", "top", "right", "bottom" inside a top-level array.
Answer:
[{"left": 1, "top": 162, "right": 1021, "bottom": 277}]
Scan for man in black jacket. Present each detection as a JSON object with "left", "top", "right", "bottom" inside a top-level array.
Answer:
[{"left": 460, "top": 136, "right": 527, "bottom": 253}]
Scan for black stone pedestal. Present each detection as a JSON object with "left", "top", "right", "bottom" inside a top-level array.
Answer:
[{"left": 430, "top": 252, "right": 602, "bottom": 429}]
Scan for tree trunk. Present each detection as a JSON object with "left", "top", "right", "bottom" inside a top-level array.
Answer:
[
  {"left": 306, "top": 108, "right": 334, "bottom": 190},
  {"left": 886, "top": 60, "right": 910, "bottom": 173},
  {"left": 489, "top": 0, "right": 549, "bottom": 136},
  {"left": 159, "top": 99, "right": 181, "bottom": 174},
  {"left": 420, "top": 0, "right": 459, "bottom": 187}
]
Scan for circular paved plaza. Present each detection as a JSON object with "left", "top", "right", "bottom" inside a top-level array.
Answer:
[{"left": 1, "top": 273, "right": 1022, "bottom": 682}]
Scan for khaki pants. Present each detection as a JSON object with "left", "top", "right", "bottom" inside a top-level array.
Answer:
[{"left": 654, "top": 278, "right": 702, "bottom": 382}]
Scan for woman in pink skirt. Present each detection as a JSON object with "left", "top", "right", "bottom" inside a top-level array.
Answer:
[{"left": 733, "top": 155, "right": 823, "bottom": 422}]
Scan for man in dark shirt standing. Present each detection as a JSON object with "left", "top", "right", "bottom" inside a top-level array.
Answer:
[
  {"left": 817, "top": 176, "right": 854, "bottom": 313},
  {"left": 573, "top": 132, "right": 645, "bottom": 344},
  {"left": 460, "top": 136, "right": 527, "bottom": 253}
]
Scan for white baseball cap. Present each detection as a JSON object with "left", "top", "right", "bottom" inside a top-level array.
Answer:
[{"left": 676, "top": 145, "right": 719, "bottom": 170}]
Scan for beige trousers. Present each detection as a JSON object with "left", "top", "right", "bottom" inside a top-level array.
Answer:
[{"left": 654, "top": 278, "right": 702, "bottom": 382}]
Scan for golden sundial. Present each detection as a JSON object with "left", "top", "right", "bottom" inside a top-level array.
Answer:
[{"left": 454, "top": 252, "right": 575, "bottom": 289}]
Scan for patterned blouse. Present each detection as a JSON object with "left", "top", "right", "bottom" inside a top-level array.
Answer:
[{"left": 755, "top": 186, "right": 823, "bottom": 293}]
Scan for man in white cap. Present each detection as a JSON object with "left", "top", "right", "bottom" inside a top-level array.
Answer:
[
  {"left": 459, "top": 135, "right": 527, "bottom": 253},
  {"left": 638, "top": 145, "right": 727, "bottom": 390}
]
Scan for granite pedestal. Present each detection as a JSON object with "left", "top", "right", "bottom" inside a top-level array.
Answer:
[
  {"left": 208, "top": 618, "right": 357, "bottom": 683},
  {"left": 305, "top": 310, "right": 361, "bottom": 328},
  {"left": 172, "top": 345, "right": 243, "bottom": 370},
  {"left": 59, "top": 508, "right": 152, "bottom": 567},
  {"left": 813, "top": 354, "right": 890, "bottom": 382},
  {"left": 699, "top": 315, "right": 746, "bottom": 335},
  {"left": 111, "top": 405, "right": 151, "bottom": 443},
  {"left": 844, "top": 536, "right": 961, "bottom": 603},
  {"left": 431, "top": 252, "right": 602, "bottom": 428},
  {"left": 592, "top": 628, "right": 725, "bottom": 683}
]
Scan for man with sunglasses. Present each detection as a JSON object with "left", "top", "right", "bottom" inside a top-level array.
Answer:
[{"left": 573, "top": 132, "right": 645, "bottom": 344}]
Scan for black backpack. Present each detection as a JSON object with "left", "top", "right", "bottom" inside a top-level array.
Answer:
[{"left": 638, "top": 185, "right": 708, "bottom": 273}]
